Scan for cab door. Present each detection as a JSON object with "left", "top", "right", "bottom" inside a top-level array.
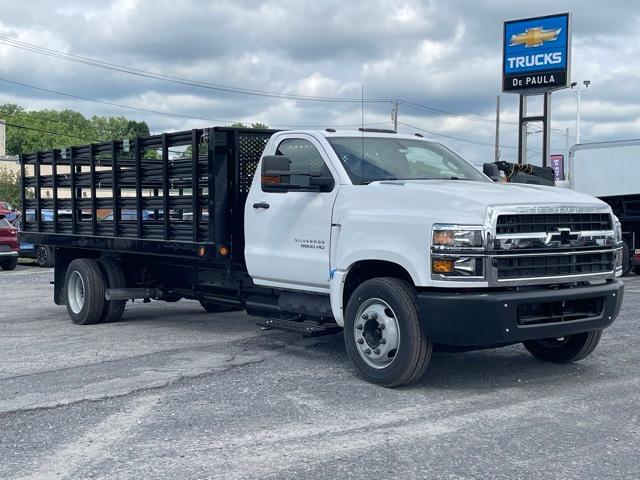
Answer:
[{"left": 245, "top": 134, "right": 338, "bottom": 292}]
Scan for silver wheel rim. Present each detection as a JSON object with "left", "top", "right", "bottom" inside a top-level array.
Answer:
[
  {"left": 37, "top": 247, "right": 47, "bottom": 265},
  {"left": 354, "top": 298, "right": 400, "bottom": 369},
  {"left": 67, "top": 271, "right": 85, "bottom": 314}
]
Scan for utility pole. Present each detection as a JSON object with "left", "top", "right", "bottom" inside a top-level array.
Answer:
[
  {"left": 0, "top": 119, "right": 5, "bottom": 157},
  {"left": 391, "top": 100, "right": 399, "bottom": 133},
  {"left": 494, "top": 95, "right": 500, "bottom": 163},
  {"left": 571, "top": 80, "right": 590, "bottom": 144}
]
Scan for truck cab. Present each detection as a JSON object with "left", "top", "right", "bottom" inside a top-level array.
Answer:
[{"left": 245, "top": 130, "right": 624, "bottom": 384}]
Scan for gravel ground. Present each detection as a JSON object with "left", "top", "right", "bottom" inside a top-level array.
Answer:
[{"left": 1, "top": 264, "right": 639, "bottom": 479}]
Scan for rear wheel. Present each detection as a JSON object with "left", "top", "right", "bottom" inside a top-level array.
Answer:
[
  {"left": 523, "top": 330, "right": 602, "bottom": 363},
  {"left": 97, "top": 257, "right": 126, "bottom": 323},
  {"left": 64, "top": 258, "right": 106, "bottom": 325},
  {"left": 1, "top": 257, "right": 18, "bottom": 271},
  {"left": 344, "top": 277, "right": 432, "bottom": 387},
  {"left": 36, "top": 245, "right": 54, "bottom": 267}
]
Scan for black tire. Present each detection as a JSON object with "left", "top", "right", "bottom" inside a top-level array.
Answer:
[
  {"left": 633, "top": 266, "right": 640, "bottom": 276},
  {"left": 199, "top": 300, "right": 241, "bottom": 313},
  {"left": 36, "top": 245, "right": 54, "bottom": 267},
  {"left": 344, "top": 277, "right": 432, "bottom": 387},
  {"left": 1, "top": 257, "right": 18, "bottom": 271},
  {"left": 64, "top": 258, "right": 106, "bottom": 325},
  {"left": 162, "top": 294, "right": 182, "bottom": 303},
  {"left": 97, "top": 257, "right": 126, "bottom": 323},
  {"left": 523, "top": 330, "right": 602, "bottom": 363}
]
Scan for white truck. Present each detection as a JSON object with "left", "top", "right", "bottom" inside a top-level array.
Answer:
[{"left": 21, "top": 126, "right": 624, "bottom": 387}]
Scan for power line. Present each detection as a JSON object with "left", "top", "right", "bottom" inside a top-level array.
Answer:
[
  {"left": 398, "top": 121, "right": 519, "bottom": 150},
  {"left": 0, "top": 77, "right": 393, "bottom": 130},
  {"left": 0, "top": 35, "right": 600, "bottom": 142},
  {"left": 4, "top": 121, "right": 99, "bottom": 143},
  {"left": 0, "top": 35, "right": 391, "bottom": 104},
  {"left": 401, "top": 100, "right": 520, "bottom": 126}
]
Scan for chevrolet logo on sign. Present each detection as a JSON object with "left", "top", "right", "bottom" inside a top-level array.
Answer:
[{"left": 510, "top": 27, "right": 562, "bottom": 48}]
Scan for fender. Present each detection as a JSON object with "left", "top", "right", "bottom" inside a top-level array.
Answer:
[{"left": 329, "top": 251, "right": 422, "bottom": 326}]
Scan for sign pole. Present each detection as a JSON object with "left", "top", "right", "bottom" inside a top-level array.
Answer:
[
  {"left": 494, "top": 95, "right": 501, "bottom": 162},
  {"left": 518, "top": 95, "right": 527, "bottom": 164},
  {"left": 542, "top": 92, "right": 551, "bottom": 167}
]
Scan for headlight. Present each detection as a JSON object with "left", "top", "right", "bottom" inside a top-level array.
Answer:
[
  {"left": 613, "top": 215, "right": 622, "bottom": 243},
  {"left": 431, "top": 224, "right": 485, "bottom": 278},
  {"left": 613, "top": 215, "right": 624, "bottom": 275},
  {"left": 432, "top": 224, "right": 484, "bottom": 250}
]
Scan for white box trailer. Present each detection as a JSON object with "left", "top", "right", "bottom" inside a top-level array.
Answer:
[{"left": 565, "top": 139, "right": 640, "bottom": 274}]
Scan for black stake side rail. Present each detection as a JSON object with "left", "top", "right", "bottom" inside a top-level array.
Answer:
[{"left": 19, "top": 127, "right": 277, "bottom": 261}]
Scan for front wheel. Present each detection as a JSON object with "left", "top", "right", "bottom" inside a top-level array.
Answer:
[
  {"left": 344, "top": 277, "right": 432, "bottom": 387},
  {"left": 523, "top": 330, "right": 602, "bottom": 363}
]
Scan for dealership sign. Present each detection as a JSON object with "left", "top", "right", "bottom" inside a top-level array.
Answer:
[{"left": 503, "top": 13, "right": 571, "bottom": 93}]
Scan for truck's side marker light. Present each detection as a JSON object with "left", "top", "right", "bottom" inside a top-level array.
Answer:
[
  {"left": 219, "top": 246, "right": 229, "bottom": 256},
  {"left": 432, "top": 259, "right": 454, "bottom": 273},
  {"left": 262, "top": 175, "right": 281, "bottom": 185}
]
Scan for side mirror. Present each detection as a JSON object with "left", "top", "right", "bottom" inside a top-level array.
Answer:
[
  {"left": 261, "top": 155, "right": 334, "bottom": 192},
  {"left": 483, "top": 163, "right": 501, "bottom": 181}
]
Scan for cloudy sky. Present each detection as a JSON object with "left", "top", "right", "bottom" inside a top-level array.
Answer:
[{"left": 0, "top": 0, "right": 638, "bottom": 165}]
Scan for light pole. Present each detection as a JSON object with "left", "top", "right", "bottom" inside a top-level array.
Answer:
[{"left": 570, "top": 80, "right": 590, "bottom": 144}]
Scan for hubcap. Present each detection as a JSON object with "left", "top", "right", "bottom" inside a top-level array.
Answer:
[
  {"left": 354, "top": 298, "right": 400, "bottom": 369},
  {"left": 67, "top": 271, "right": 85, "bottom": 314},
  {"left": 37, "top": 247, "right": 47, "bottom": 265}
]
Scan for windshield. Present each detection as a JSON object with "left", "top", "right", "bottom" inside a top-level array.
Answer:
[{"left": 327, "top": 137, "right": 489, "bottom": 184}]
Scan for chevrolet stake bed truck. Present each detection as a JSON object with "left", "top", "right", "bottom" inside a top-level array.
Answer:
[{"left": 20, "top": 126, "right": 624, "bottom": 387}]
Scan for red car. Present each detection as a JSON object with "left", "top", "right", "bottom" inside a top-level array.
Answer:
[{"left": 0, "top": 213, "right": 19, "bottom": 270}]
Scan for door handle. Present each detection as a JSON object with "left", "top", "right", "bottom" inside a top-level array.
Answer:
[{"left": 253, "top": 202, "right": 270, "bottom": 209}]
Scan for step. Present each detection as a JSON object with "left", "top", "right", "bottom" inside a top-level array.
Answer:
[{"left": 256, "top": 317, "right": 342, "bottom": 337}]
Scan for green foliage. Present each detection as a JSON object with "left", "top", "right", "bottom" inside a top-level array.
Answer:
[
  {"left": 0, "top": 167, "right": 20, "bottom": 208},
  {"left": 227, "top": 122, "right": 269, "bottom": 129},
  {"left": 0, "top": 104, "right": 151, "bottom": 155}
]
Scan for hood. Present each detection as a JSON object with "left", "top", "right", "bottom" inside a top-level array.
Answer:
[
  {"left": 334, "top": 179, "right": 609, "bottom": 227},
  {"left": 379, "top": 179, "right": 606, "bottom": 207}
]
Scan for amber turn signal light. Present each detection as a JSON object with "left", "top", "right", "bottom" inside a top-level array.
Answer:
[{"left": 432, "top": 259, "right": 454, "bottom": 273}]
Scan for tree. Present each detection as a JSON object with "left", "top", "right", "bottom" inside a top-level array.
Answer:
[
  {"left": 226, "top": 122, "right": 269, "bottom": 129},
  {"left": 0, "top": 104, "right": 151, "bottom": 155},
  {"left": 0, "top": 167, "right": 20, "bottom": 208}
]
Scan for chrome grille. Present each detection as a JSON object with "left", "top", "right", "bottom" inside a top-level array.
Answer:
[
  {"left": 487, "top": 207, "right": 618, "bottom": 285},
  {"left": 496, "top": 213, "right": 612, "bottom": 235},
  {"left": 494, "top": 251, "right": 615, "bottom": 280}
]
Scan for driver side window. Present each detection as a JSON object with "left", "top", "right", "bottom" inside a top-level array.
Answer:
[{"left": 276, "top": 138, "right": 326, "bottom": 176}]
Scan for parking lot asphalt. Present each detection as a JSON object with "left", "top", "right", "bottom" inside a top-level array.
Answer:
[{"left": 1, "top": 265, "right": 639, "bottom": 480}]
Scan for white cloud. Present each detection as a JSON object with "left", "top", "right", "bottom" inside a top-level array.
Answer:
[{"left": 0, "top": 0, "right": 638, "bottom": 165}]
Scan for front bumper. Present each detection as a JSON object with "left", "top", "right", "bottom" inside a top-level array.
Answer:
[{"left": 418, "top": 280, "right": 624, "bottom": 347}]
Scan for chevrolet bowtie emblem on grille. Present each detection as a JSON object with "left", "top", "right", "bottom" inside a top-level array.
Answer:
[
  {"left": 510, "top": 27, "right": 562, "bottom": 48},
  {"left": 545, "top": 227, "right": 579, "bottom": 245}
]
